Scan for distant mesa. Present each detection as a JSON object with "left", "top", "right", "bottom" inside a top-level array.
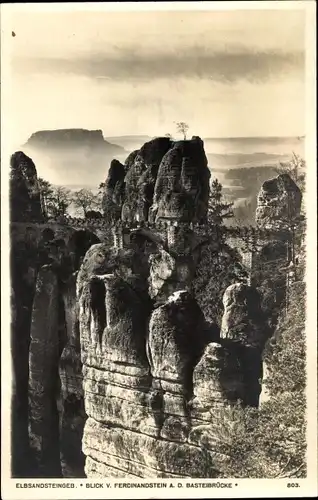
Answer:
[
  {"left": 22, "top": 128, "right": 129, "bottom": 187},
  {"left": 24, "top": 128, "right": 127, "bottom": 155}
]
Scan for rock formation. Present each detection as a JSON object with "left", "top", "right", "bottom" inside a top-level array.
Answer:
[
  {"left": 11, "top": 137, "right": 294, "bottom": 479},
  {"left": 10, "top": 219, "right": 100, "bottom": 477},
  {"left": 253, "top": 173, "right": 303, "bottom": 323},
  {"left": 25, "top": 129, "right": 126, "bottom": 158},
  {"left": 101, "top": 136, "right": 210, "bottom": 226},
  {"left": 28, "top": 266, "right": 63, "bottom": 477},
  {"left": 151, "top": 137, "right": 210, "bottom": 223},
  {"left": 78, "top": 136, "right": 268, "bottom": 478},
  {"left": 10, "top": 151, "right": 43, "bottom": 222},
  {"left": 255, "top": 174, "right": 302, "bottom": 231},
  {"left": 102, "top": 159, "right": 126, "bottom": 222}
]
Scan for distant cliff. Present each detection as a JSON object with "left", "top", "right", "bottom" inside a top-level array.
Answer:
[
  {"left": 25, "top": 129, "right": 125, "bottom": 154},
  {"left": 23, "top": 129, "right": 128, "bottom": 186}
]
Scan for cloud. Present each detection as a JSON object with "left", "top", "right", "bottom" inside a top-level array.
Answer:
[{"left": 13, "top": 47, "right": 304, "bottom": 84}]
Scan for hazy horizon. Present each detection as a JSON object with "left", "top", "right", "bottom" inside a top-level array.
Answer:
[{"left": 7, "top": 6, "right": 306, "bottom": 149}]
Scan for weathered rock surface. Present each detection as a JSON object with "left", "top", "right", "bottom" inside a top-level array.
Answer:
[
  {"left": 102, "top": 136, "right": 211, "bottom": 226},
  {"left": 220, "top": 283, "right": 267, "bottom": 348},
  {"left": 220, "top": 283, "right": 267, "bottom": 406},
  {"left": 121, "top": 137, "right": 172, "bottom": 223},
  {"left": 148, "top": 291, "right": 205, "bottom": 396},
  {"left": 102, "top": 159, "right": 126, "bottom": 222},
  {"left": 151, "top": 137, "right": 210, "bottom": 223},
  {"left": 10, "top": 151, "right": 43, "bottom": 222},
  {"left": 255, "top": 174, "right": 302, "bottom": 231},
  {"left": 28, "top": 266, "right": 63, "bottom": 477},
  {"left": 10, "top": 219, "right": 100, "bottom": 477},
  {"left": 192, "top": 342, "right": 244, "bottom": 409},
  {"left": 10, "top": 137, "right": 274, "bottom": 479},
  {"left": 59, "top": 273, "right": 86, "bottom": 476},
  {"left": 78, "top": 136, "right": 270, "bottom": 478},
  {"left": 253, "top": 173, "right": 303, "bottom": 326}
]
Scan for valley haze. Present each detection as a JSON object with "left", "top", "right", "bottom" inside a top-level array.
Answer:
[{"left": 22, "top": 129, "right": 304, "bottom": 188}]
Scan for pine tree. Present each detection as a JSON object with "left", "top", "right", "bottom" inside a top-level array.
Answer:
[{"left": 208, "top": 178, "right": 234, "bottom": 227}]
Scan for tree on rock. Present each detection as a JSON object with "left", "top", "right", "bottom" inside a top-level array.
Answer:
[{"left": 176, "top": 121, "right": 189, "bottom": 140}]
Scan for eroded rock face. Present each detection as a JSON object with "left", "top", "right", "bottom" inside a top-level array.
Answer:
[
  {"left": 254, "top": 173, "right": 302, "bottom": 327},
  {"left": 102, "top": 159, "right": 126, "bottom": 222},
  {"left": 10, "top": 151, "right": 43, "bottom": 222},
  {"left": 255, "top": 174, "right": 302, "bottom": 230},
  {"left": 220, "top": 283, "right": 267, "bottom": 407},
  {"left": 28, "top": 266, "right": 63, "bottom": 477},
  {"left": 79, "top": 136, "right": 269, "bottom": 478},
  {"left": 148, "top": 291, "right": 205, "bottom": 396},
  {"left": 121, "top": 137, "right": 172, "bottom": 223},
  {"left": 101, "top": 136, "right": 210, "bottom": 225},
  {"left": 152, "top": 138, "right": 210, "bottom": 223},
  {"left": 10, "top": 138, "right": 271, "bottom": 479},
  {"left": 148, "top": 249, "right": 195, "bottom": 304},
  {"left": 59, "top": 273, "right": 85, "bottom": 476},
  {"left": 221, "top": 283, "right": 267, "bottom": 348},
  {"left": 10, "top": 220, "right": 100, "bottom": 477},
  {"left": 193, "top": 342, "right": 244, "bottom": 407}
]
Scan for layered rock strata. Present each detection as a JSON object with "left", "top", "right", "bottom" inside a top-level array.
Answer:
[
  {"left": 10, "top": 151, "right": 43, "bottom": 222},
  {"left": 253, "top": 173, "right": 303, "bottom": 321},
  {"left": 10, "top": 137, "right": 275, "bottom": 478},
  {"left": 10, "top": 219, "right": 100, "bottom": 477},
  {"left": 102, "top": 136, "right": 210, "bottom": 225},
  {"left": 79, "top": 136, "right": 267, "bottom": 478},
  {"left": 28, "top": 266, "right": 63, "bottom": 477},
  {"left": 255, "top": 174, "right": 302, "bottom": 231}
]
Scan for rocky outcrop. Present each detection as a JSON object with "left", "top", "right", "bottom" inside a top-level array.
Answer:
[
  {"left": 22, "top": 130, "right": 128, "bottom": 187},
  {"left": 101, "top": 136, "right": 210, "bottom": 225},
  {"left": 10, "top": 152, "right": 43, "bottom": 222},
  {"left": 121, "top": 137, "right": 172, "bottom": 223},
  {"left": 151, "top": 137, "right": 210, "bottom": 223},
  {"left": 78, "top": 136, "right": 268, "bottom": 478},
  {"left": 25, "top": 129, "right": 126, "bottom": 155},
  {"left": 59, "top": 273, "right": 86, "bottom": 476},
  {"left": 10, "top": 136, "right": 276, "bottom": 479},
  {"left": 253, "top": 173, "right": 303, "bottom": 324},
  {"left": 10, "top": 219, "right": 100, "bottom": 478},
  {"left": 220, "top": 283, "right": 267, "bottom": 349},
  {"left": 102, "top": 159, "right": 126, "bottom": 223},
  {"left": 255, "top": 174, "right": 302, "bottom": 231},
  {"left": 220, "top": 283, "right": 268, "bottom": 407},
  {"left": 28, "top": 266, "right": 63, "bottom": 477},
  {"left": 148, "top": 291, "right": 205, "bottom": 396}
]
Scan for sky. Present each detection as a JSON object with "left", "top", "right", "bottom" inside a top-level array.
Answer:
[{"left": 5, "top": 5, "right": 306, "bottom": 146}]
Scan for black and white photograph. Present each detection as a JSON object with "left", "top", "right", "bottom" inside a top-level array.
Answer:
[{"left": 1, "top": 1, "right": 317, "bottom": 498}]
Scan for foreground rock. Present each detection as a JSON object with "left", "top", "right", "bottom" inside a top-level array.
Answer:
[
  {"left": 28, "top": 266, "right": 63, "bottom": 477},
  {"left": 10, "top": 218, "right": 100, "bottom": 477},
  {"left": 10, "top": 151, "right": 43, "bottom": 222},
  {"left": 79, "top": 136, "right": 267, "bottom": 478},
  {"left": 254, "top": 173, "right": 303, "bottom": 325},
  {"left": 255, "top": 174, "right": 302, "bottom": 231}
]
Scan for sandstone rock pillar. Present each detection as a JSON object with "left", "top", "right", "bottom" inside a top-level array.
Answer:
[{"left": 28, "top": 265, "right": 62, "bottom": 477}]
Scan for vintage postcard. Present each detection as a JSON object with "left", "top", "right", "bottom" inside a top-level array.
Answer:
[{"left": 1, "top": 1, "right": 317, "bottom": 499}]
